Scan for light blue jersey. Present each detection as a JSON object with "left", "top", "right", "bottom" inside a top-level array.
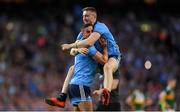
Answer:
[
  {"left": 70, "top": 45, "right": 98, "bottom": 87},
  {"left": 76, "top": 32, "right": 83, "bottom": 40},
  {"left": 93, "top": 21, "right": 121, "bottom": 56}
]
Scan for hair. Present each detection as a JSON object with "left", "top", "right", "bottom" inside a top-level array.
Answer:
[
  {"left": 168, "top": 76, "right": 176, "bottom": 81},
  {"left": 82, "top": 7, "right": 97, "bottom": 14},
  {"left": 81, "top": 23, "right": 93, "bottom": 29}
]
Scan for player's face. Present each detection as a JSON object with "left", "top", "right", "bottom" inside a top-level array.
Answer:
[
  {"left": 82, "top": 26, "right": 93, "bottom": 39},
  {"left": 168, "top": 79, "right": 176, "bottom": 88},
  {"left": 170, "top": 80, "right": 176, "bottom": 88},
  {"left": 83, "top": 11, "right": 96, "bottom": 25}
]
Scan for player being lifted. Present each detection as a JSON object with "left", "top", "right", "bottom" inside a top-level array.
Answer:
[
  {"left": 45, "top": 23, "right": 108, "bottom": 111},
  {"left": 62, "top": 7, "right": 121, "bottom": 105}
]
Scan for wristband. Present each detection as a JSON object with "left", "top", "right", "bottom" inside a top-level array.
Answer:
[{"left": 76, "top": 42, "right": 78, "bottom": 48}]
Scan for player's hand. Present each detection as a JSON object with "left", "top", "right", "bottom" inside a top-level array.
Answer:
[
  {"left": 99, "top": 37, "right": 107, "bottom": 48},
  {"left": 78, "top": 48, "right": 88, "bottom": 55},
  {"left": 101, "top": 88, "right": 110, "bottom": 105},
  {"left": 61, "top": 44, "right": 72, "bottom": 50},
  {"left": 93, "top": 89, "right": 103, "bottom": 97}
]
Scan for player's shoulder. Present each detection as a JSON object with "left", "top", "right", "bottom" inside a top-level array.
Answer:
[
  {"left": 96, "top": 21, "right": 105, "bottom": 25},
  {"left": 94, "top": 21, "right": 107, "bottom": 28},
  {"left": 77, "top": 32, "right": 83, "bottom": 40},
  {"left": 78, "top": 32, "right": 83, "bottom": 36}
]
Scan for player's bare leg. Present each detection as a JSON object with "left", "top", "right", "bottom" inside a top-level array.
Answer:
[
  {"left": 78, "top": 101, "right": 93, "bottom": 112},
  {"left": 102, "top": 57, "right": 119, "bottom": 105},
  {"left": 73, "top": 105, "right": 80, "bottom": 111},
  {"left": 61, "top": 65, "right": 74, "bottom": 93},
  {"left": 103, "top": 57, "right": 118, "bottom": 91},
  {"left": 45, "top": 65, "right": 74, "bottom": 108}
]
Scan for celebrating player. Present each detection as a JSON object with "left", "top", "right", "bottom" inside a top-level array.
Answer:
[
  {"left": 61, "top": 7, "right": 121, "bottom": 105},
  {"left": 45, "top": 23, "right": 108, "bottom": 111}
]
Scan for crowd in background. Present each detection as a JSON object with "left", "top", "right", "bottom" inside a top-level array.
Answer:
[{"left": 0, "top": 3, "right": 180, "bottom": 111}]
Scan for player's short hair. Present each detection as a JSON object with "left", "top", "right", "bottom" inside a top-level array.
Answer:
[
  {"left": 82, "top": 7, "right": 97, "bottom": 14},
  {"left": 81, "top": 23, "right": 93, "bottom": 29},
  {"left": 168, "top": 76, "right": 176, "bottom": 81}
]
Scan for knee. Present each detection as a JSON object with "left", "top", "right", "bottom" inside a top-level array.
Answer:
[
  {"left": 69, "top": 65, "right": 74, "bottom": 71},
  {"left": 103, "top": 63, "right": 112, "bottom": 72}
]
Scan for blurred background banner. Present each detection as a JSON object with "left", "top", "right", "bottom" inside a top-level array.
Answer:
[{"left": 0, "top": 0, "right": 179, "bottom": 111}]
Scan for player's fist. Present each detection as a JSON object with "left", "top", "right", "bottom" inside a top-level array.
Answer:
[
  {"left": 61, "top": 44, "right": 71, "bottom": 50},
  {"left": 93, "top": 89, "right": 103, "bottom": 96},
  {"left": 78, "top": 48, "right": 88, "bottom": 55}
]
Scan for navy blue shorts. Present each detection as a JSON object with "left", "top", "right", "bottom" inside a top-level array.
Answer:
[
  {"left": 109, "top": 55, "right": 122, "bottom": 67},
  {"left": 68, "top": 84, "right": 92, "bottom": 106}
]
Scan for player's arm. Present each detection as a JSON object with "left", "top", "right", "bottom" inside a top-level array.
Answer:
[
  {"left": 126, "top": 95, "right": 133, "bottom": 106},
  {"left": 145, "top": 97, "right": 153, "bottom": 106},
  {"left": 70, "top": 48, "right": 79, "bottom": 56},
  {"left": 70, "top": 40, "right": 89, "bottom": 56},
  {"left": 159, "top": 91, "right": 166, "bottom": 111},
  {"left": 70, "top": 48, "right": 89, "bottom": 56},
  {"left": 62, "top": 32, "right": 101, "bottom": 50},
  {"left": 92, "top": 37, "right": 108, "bottom": 65},
  {"left": 159, "top": 91, "right": 166, "bottom": 102},
  {"left": 70, "top": 40, "right": 80, "bottom": 56},
  {"left": 92, "top": 48, "right": 108, "bottom": 65},
  {"left": 74, "top": 24, "right": 106, "bottom": 48},
  {"left": 76, "top": 32, "right": 101, "bottom": 48}
]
